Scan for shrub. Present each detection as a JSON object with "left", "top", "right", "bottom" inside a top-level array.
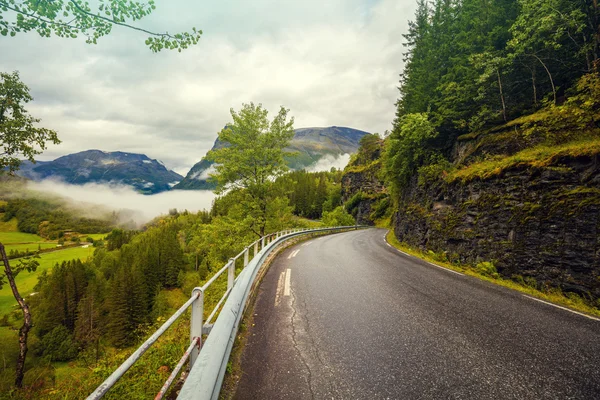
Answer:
[
  {"left": 475, "top": 261, "right": 499, "bottom": 279},
  {"left": 322, "top": 206, "right": 355, "bottom": 227},
  {"left": 417, "top": 156, "right": 453, "bottom": 187},
  {"left": 370, "top": 195, "right": 391, "bottom": 220},
  {"left": 344, "top": 192, "right": 365, "bottom": 216}
]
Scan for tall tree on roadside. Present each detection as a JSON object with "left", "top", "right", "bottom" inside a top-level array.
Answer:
[
  {"left": 507, "top": 0, "right": 590, "bottom": 104},
  {"left": 0, "top": 71, "right": 60, "bottom": 173},
  {"left": 207, "top": 103, "right": 295, "bottom": 237},
  {"left": 0, "top": 245, "right": 38, "bottom": 388},
  {"left": 0, "top": 71, "right": 59, "bottom": 388}
]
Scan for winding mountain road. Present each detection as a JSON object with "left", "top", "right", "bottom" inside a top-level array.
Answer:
[{"left": 233, "top": 228, "right": 600, "bottom": 399}]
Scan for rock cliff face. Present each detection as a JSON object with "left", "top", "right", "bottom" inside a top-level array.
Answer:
[
  {"left": 341, "top": 136, "right": 387, "bottom": 225},
  {"left": 341, "top": 169, "right": 386, "bottom": 225},
  {"left": 394, "top": 153, "right": 600, "bottom": 300}
]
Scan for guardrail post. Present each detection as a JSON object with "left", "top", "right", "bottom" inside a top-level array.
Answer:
[
  {"left": 228, "top": 258, "right": 235, "bottom": 290},
  {"left": 190, "top": 287, "right": 204, "bottom": 367},
  {"left": 244, "top": 247, "right": 249, "bottom": 267},
  {"left": 254, "top": 241, "right": 258, "bottom": 257},
  {"left": 261, "top": 236, "right": 265, "bottom": 248}
]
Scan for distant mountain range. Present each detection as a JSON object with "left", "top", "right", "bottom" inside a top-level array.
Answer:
[
  {"left": 16, "top": 150, "right": 183, "bottom": 194},
  {"left": 174, "top": 126, "right": 370, "bottom": 190},
  {"left": 12, "top": 126, "right": 369, "bottom": 194}
]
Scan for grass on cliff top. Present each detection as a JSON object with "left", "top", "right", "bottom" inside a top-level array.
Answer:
[
  {"left": 456, "top": 108, "right": 564, "bottom": 142},
  {"left": 385, "top": 230, "right": 600, "bottom": 319},
  {"left": 343, "top": 158, "right": 382, "bottom": 174},
  {"left": 448, "top": 138, "right": 600, "bottom": 183}
]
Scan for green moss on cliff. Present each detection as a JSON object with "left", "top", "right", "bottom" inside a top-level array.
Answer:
[{"left": 448, "top": 139, "right": 600, "bottom": 183}]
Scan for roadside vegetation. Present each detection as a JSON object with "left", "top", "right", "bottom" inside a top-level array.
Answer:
[{"left": 0, "top": 101, "right": 354, "bottom": 398}]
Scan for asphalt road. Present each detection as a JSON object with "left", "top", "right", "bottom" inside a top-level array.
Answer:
[{"left": 233, "top": 228, "right": 600, "bottom": 400}]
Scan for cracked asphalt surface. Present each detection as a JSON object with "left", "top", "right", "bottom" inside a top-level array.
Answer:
[{"left": 233, "top": 228, "right": 600, "bottom": 399}]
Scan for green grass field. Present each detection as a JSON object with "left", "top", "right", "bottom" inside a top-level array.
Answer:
[
  {"left": 0, "top": 231, "right": 46, "bottom": 244},
  {"left": 84, "top": 233, "right": 108, "bottom": 241},
  {"left": 0, "top": 217, "right": 18, "bottom": 232},
  {"left": 0, "top": 246, "right": 95, "bottom": 316},
  {"left": 4, "top": 243, "right": 59, "bottom": 253}
]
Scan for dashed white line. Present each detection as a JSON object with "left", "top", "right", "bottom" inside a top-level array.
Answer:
[
  {"left": 284, "top": 269, "right": 291, "bottom": 296},
  {"left": 302, "top": 241, "right": 312, "bottom": 247},
  {"left": 523, "top": 295, "right": 600, "bottom": 321},
  {"left": 288, "top": 249, "right": 300, "bottom": 259},
  {"left": 274, "top": 271, "right": 285, "bottom": 306}
]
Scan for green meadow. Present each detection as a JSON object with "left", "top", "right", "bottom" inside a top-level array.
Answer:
[
  {"left": 0, "top": 246, "right": 95, "bottom": 316},
  {"left": 0, "top": 231, "right": 46, "bottom": 244}
]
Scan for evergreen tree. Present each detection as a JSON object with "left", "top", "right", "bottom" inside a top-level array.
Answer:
[
  {"left": 74, "top": 280, "right": 104, "bottom": 361},
  {"left": 107, "top": 265, "right": 147, "bottom": 347}
]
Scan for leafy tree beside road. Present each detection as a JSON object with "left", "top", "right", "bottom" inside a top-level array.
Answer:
[
  {"left": 0, "top": 71, "right": 60, "bottom": 173},
  {"left": 207, "top": 103, "right": 295, "bottom": 237},
  {"left": 0, "top": 71, "right": 60, "bottom": 387}
]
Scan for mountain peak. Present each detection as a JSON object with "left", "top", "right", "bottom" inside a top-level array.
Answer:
[{"left": 16, "top": 150, "right": 182, "bottom": 194}]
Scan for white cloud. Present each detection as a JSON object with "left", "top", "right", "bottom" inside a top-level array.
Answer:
[
  {"left": 27, "top": 180, "right": 216, "bottom": 226},
  {"left": 0, "top": 0, "right": 416, "bottom": 175},
  {"left": 307, "top": 154, "right": 352, "bottom": 172},
  {"left": 192, "top": 164, "right": 217, "bottom": 181}
]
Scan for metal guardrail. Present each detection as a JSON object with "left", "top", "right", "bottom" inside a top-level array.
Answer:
[{"left": 87, "top": 225, "right": 364, "bottom": 400}]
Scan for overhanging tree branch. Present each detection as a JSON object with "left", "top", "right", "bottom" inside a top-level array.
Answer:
[
  {"left": 0, "top": 0, "right": 201, "bottom": 51},
  {"left": 68, "top": 0, "right": 176, "bottom": 39}
]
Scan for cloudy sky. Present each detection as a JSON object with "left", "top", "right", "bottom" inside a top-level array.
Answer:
[{"left": 1, "top": 0, "right": 416, "bottom": 176}]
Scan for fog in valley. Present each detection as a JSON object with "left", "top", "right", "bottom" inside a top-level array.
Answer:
[
  {"left": 27, "top": 180, "right": 217, "bottom": 226},
  {"left": 307, "top": 154, "right": 351, "bottom": 172}
]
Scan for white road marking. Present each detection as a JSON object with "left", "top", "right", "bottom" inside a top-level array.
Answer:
[
  {"left": 274, "top": 271, "right": 286, "bottom": 306},
  {"left": 523, "top": 295, "right": 600, "bottom": 321},
  {"left": 302, "top": 241, "right": 312, "bottom": 247},
  {"left": 284, "top": 269, "right": 291, "bottom": 296},
  {"left": 425, "top": 261, "right": 464, "bottom": 276},
  {"left": 383, "top": 236, "right": 464, "bottom": 276},
  {"left": 288, "top": 249, "right": 300, "bottom": 259}
]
